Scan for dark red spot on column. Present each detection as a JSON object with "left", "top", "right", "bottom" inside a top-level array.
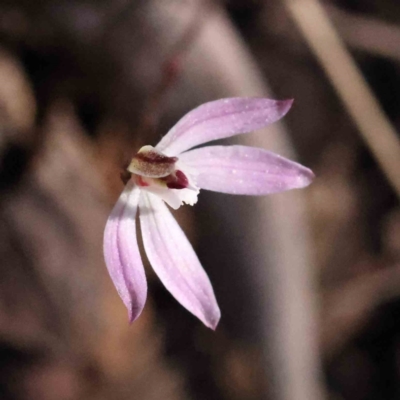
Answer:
[{"left": 164, "top": 170, "right": 189, "bottom": 189}]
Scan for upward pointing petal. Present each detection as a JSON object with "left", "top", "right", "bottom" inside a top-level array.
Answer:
[
  {"left": 156, "top": 98, "right": 293, "bottom": 156},
  {"left": 139, "top": 192, "right": 220, "bottom": 329},
  {"left": 103, "top": 182, "right": 147, "bottom": 322}
]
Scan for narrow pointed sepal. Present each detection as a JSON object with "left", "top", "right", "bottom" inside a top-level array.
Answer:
[
  {"left": 139, "top": 192, "right": 220, "bottom": 329},
  {"left": 103, "top": 183, "right": 147, "bottom": 322}
]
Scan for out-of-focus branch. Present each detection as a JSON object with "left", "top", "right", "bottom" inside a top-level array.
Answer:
[
  {"left": 136, "top": 0, "right": 212, "bottom": 140},
  {"left": 327, "top": 4, "right": 400, "bottom": 64},
  {"left": 283, "top": 0, "right": 400, "bottom": 200}
]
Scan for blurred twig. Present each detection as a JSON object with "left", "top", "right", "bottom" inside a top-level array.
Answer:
[
  {"left": 327, "top": 4, "right": 400, "bottom": 64},
  {"left": 137, "top": 0, "right": 212, "bottom": 141},
  {"left": 283, "top": 0, "right": 400, "bottom": 200}
]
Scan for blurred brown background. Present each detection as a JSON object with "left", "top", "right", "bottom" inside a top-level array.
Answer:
[{"left": 0, "top": 0, "right": 400, "bottom": 399}]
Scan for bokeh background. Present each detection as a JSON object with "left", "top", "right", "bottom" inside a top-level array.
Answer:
[{"left": 0, "top": 0, "right": 400, "bottom": 399}]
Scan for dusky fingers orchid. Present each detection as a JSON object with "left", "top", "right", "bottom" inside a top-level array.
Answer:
[{"left": 103, "top": 97, "right": 314, "bottom": 329}]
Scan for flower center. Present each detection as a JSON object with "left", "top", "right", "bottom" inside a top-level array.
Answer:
[
  {"left": 128, "top": 145, "right": 191, "bottom": 190},
  {"left": 127, "top": 146, "right": 199, "bottom": 208},
  {"left": 127, "top": 145, "right": 199, "bottom": 209},
  {"left": 128, "top": 145, "right": 177, "bottom": 179}
]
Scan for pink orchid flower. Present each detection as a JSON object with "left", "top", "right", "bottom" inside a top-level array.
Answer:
[{"left": 103, "top": 98, "right": 314, "bottom": 329}]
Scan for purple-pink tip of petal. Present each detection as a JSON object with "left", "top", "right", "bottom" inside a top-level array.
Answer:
[
  {"left": 128, "top": 307, "right": 143, "bottom": 324},
  {"left": 207, "top": 314, "right": 220, "bottom": 330},
  {"left": 279, "top": 98, "right": 294, "bottom": 117},
  {"left": 299, "top": 167, "right": 315, "bottom": 188}
]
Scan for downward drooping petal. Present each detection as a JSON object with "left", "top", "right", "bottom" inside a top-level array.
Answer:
[
  {"left": 103, "top": 183, "right": 147, "bottom": 322},
  {"left": 139, "top": 192, "right": 220, "bottom": 329},
  {"left": 179, "top": 145, "right": 314, "bottom": 195},
  {"left": 156, "top": 98, "right": 293, "bottom": 156}
]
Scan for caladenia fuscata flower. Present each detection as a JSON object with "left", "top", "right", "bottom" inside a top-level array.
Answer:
[{"left": 104, "top": 97, "right": 314, "bottom": 329}]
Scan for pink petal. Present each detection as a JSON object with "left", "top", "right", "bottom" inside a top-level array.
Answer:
[
  {"left": 139, "top": 192, "right": 220, "bottom": 329},
  {"left": 179, "top": 145, "right": 314, "bottom": 195},
  {"left": 156, "top": 98, "right": 293, "bottom": 156},
  {"left": 103, "top": 182, "right": 147, "bottom": 322}
]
